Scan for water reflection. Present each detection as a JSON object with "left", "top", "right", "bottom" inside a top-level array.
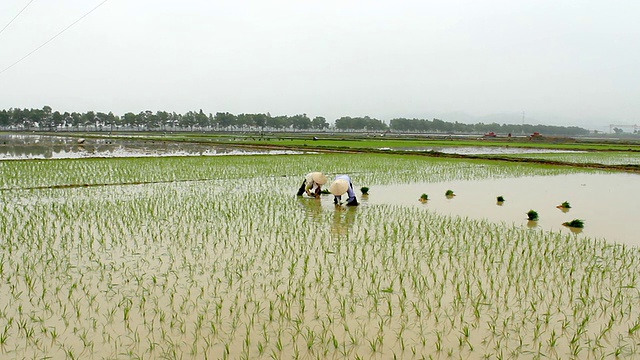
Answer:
[
  {"left": 296, "top": 196, "right": 359, "bottom": 240},
  {"left": 0, "top": 134, "right": 310, "bottom": 159},
  {"left": 331, "top": 206, "right": 357, "bottom": 239},
  {"left": 297, "top": 197, "right": 323, "bottom": 219},
  {"left": 565, "top": 226, "right": 583, "bottom": 235}
]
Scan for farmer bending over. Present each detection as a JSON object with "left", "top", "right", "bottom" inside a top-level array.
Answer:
[
  {"left": 296, "top": 172, "right": 328, "bottom": 198},
  {"left": 329, "top": 174, "right": 359, "bottom": 206}
]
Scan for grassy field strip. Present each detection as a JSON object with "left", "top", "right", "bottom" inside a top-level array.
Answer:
[{"left": 487, "top": 152, "right": 640, "bottom": 166}]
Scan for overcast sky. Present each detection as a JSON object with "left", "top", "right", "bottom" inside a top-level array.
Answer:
[{"left": 0, "top": 0, "right": 638, "bottom": 128}]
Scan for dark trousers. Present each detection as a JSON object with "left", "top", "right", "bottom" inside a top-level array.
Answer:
[{"left": 296, "top": 181, "right": 306, "bottom": 196}]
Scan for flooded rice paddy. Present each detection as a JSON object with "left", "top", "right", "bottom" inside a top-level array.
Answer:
[
  {"left": 1, "top": 139, "right": 639, "bottom": 359},
  {"left": 361, "top": 172, "right": 640, "bottom": 247},
  {"left": 0, "top": 134, "right": 308, "bottom": 159}
]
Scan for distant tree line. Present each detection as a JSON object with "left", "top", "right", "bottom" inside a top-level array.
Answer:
[
  {"left": 0, "top": 106, "right": 590, "bottom": 135},
  {"left": 389, "top": 118, "right": 590, "bottom": 136}
]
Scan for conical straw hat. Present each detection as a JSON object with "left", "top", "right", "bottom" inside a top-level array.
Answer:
[
  {"left": 329, "top": 179, "right": 349, "bottom": 196},
  {"left": 311, "top": 172, "right": 327, "bottom": 185}
]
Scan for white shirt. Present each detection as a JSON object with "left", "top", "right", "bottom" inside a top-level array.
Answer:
[{"left": 304, "top": 172, "right": 321, "bottom": 192}]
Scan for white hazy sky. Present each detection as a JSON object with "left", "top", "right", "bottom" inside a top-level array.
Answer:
[{"left": 0, "top": 0, "right": 638, "bottom": 128}]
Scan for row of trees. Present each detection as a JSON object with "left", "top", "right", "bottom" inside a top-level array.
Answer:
[
  {"left": 0, "top": 106, "right": 590, "bottom": 135},
  {"left": 0, "top": 107, "right": 330, "bottom": 131},
  {"left": 389, "top": 118, "right": 590, "bottom": 136}
]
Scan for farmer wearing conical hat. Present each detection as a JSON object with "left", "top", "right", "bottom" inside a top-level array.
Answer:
[
  {"left": 329, "top": 174, "right": 359, "bottom": 206},
  {"left": 296, "top": 172, "right": 328, "bottom": 198}
]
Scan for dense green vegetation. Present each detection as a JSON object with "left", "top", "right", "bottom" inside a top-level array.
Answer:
[{"left": 0, "top": 106, "right": 593, "bottom": 135}]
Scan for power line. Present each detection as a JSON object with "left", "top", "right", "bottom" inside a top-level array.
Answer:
[
  {"left": 0, "top": 0, "right": 36, "bottom": 38},
  {"left": 0, "top": 0, "right": 109, "bottom": 76}
]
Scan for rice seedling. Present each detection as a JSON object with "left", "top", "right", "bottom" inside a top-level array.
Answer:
[
  {"left": 360, "top": 187, "right": 370, "bottom": 195},
  {"left": 419, "top": 193, "right": 429, "bottom": 203},
  {"left": 562, "top": 219, "right": 585, "bottom": 228},
  {"left": 556, "top": 200, "right": 572, "bottom": 214},
  {"left": 558, "top": 201, "right": 571, "bottom": 209},
  {"left": 0, "top": 152, "right": 637, "bottom": 359},
  {"left": 496, "top": 196, "right": 505, "bottom": 203},
  {"left": 527, "top": 210, "right": 539, "bottom": 221},
  {"left": 445, "top": 189, "right": 455, "bottom": 197}
]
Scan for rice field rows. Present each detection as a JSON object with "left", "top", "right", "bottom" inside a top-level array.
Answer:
[
  {"left": 0, "top": 154, "right": 637, "bottom": 359},
  {"left": 0, "top": 153, "right": 585, "bottom": 190},
  {"left": 487, "top": 151, "right": 640, "bottom": 166}
]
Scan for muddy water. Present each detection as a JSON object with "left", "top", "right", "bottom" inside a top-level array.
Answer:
[{"left": 322, "top": 172, "right": 639, "bottom": 247}]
